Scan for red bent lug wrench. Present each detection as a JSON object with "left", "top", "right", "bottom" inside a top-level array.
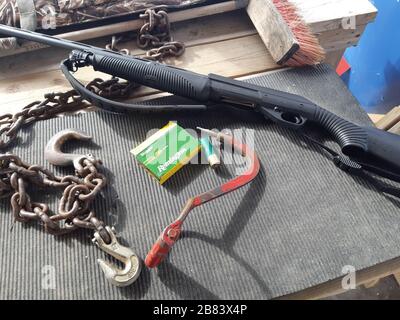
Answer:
[{"left": 145, "top": 128, "right": 261, "bottom": 268}]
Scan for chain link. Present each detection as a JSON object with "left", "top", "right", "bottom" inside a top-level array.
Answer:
[
  {"left": 138, "top": 7, "right": 185, "bottom": 61},
  {"left": 105, "top": 35, "right": 132, "bottom": 55},
  {"left": 1, "top": 152, "right": 108, "bottom": 238},
  {"left": 0, "top": 78, "right": 136, "bottom": 149},
  {"left": 106, "top": 7, "right": 185, "bottom": 61},
  {"left": 0, "top": 77, "right": 138, "bottom": 242},
  {"left": 1, "top": 9, "right": 182, "bottom": 239}
]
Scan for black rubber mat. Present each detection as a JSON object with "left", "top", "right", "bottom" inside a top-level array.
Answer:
[{"left": 1, "top": 64, "right": 399, "bottom": 299}]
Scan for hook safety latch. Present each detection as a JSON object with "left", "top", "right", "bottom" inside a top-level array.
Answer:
[{"left": 93, "top": 226, "right": 142, "bottom": 287}]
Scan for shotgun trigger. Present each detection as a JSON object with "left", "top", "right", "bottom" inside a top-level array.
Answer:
[{"left": 258, "top": 105, "right": 307, "bottom": 130}]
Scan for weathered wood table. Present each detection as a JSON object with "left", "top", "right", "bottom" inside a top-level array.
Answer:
[{"left": 0, "top": 0, "right": 378, "bottom": 113}]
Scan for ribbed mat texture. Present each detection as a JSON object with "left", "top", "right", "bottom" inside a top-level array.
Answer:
[{"left": 1, "top": 64, "right": 399, "bottom": 300}]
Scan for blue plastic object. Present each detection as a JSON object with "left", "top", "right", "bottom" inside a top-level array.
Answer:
[{"left": 343, "top": 0, "right": 400, "bottom": 114}]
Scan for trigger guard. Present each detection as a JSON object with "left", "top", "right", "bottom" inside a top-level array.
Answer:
[{"left": 259, "top": 106, "right": 307, "bottom": 129}]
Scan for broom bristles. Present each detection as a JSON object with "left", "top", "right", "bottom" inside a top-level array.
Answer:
[{"left": 272, "top": 0, "right": 325, "bottom": 66}]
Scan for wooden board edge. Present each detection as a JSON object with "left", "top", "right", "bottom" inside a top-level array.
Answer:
[
  {"left": 0, "top": 1, "right": 243, "bottom": 58},
  {"left": 279, "top": 256, "right": 400, "bottom": 300}
]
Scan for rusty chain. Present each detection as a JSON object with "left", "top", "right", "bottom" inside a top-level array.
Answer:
[
  {"left": 2, "top": 153, "right": 111, "bottom": 240},
  {"left": 0, "top": 89, "right": 85, "bottom": 149},
  {"left": 105, "top": 35, "right": 132, "bottom": 55},
  {"left": 0, "top": 77, "right": 137, "bottom": 242},
  {"left": 107, "top": 7, "right": 185, "bottom": 61},
  {"left": 0, "top": 7, "right": 183, "bottom": 244},
  {"left": 0, "top": 78, "right": 137, "bottom": 149}
]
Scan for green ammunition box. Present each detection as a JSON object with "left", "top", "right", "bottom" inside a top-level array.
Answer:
[{"left": 131, "top": 122, "right": 200, "bottom": 184}]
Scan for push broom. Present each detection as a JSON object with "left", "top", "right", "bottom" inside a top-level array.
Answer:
[{"left": 246, "top": 0, "right": 325, "bottom": 66}]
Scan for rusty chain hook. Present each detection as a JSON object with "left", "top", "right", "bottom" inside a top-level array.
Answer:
[
  {"left": 44, "top": 129, "right": 94, "bottom": 169},
  {"left": 45, "top": 129, "right": 141, "bottom": 287},
  {"left": 0, "top": 78, "right": 140, "bottom": 287}
]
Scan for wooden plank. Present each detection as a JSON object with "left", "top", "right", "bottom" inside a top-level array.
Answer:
[
  {"left": 0, "top": 0, "right": 378, "bottom": 63},
  {"left": 281, "top": 256, "right": 400, "bottom": 300},
  {"left": 375, "top": 107, "right": 400, "bottom": 130},
  {"left": 292, "top": 0, "right": 378, "bottom": 33},
  {"left": 57, "top": 1, "right": 245, "bottom": 42},
  {"left": 369, "top": 113, "right": 385, "bottom": 125},
  {"left": 317, "top": 24, "right": 367, "bottom": 50},
  {"left": 0, "top": 0, "right": 245, "bottom": 58},
  {"left": 0, "top": 9, "right": 372, "bottom": 81},
  {"left": 324, "top": 49, "right": 345, "bottom": 68},
  {"left": 389, "top": 122, "right": 400, "bottom": 135},
  {"left": 316, "top": 23, "right": 366, "bottom": 44},
  {"left": 394, "top": 272, "right": 400, "bottom": 286},
  {"left": 323, "top": 40, "right": 359, "bottom": 53},
  {"left": 0, "top": 11, "right": 256, "bottom": 81},
  {"left": 317, "top": 25, "right": 366, "bottom": 51},
  {"left": 363, "top": 279, "right": 380, "bottom": 289}
]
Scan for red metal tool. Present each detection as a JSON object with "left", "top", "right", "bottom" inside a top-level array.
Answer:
[{"left": 145, "top": 127, "right": 261, "bottom": 268}]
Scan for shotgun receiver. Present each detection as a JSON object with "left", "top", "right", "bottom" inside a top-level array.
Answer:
[{"left": 1, "top": 25, "right": 400, "bottom": 183}]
